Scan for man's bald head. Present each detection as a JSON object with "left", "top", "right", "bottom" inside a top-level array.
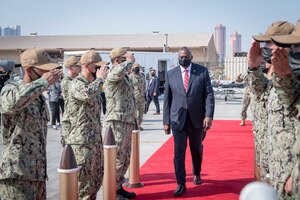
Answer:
[{"left": 178, "top": 47, "right": 192, "bottom": 59}]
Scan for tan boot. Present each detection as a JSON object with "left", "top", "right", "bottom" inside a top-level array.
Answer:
[{"left": 240, "top": 120, "right": 245, "bottom": 126}]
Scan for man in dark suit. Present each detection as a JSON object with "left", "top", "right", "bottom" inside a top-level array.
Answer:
[
  {"left": 146, "top": 69, "right": 160, "bottom": 115},
  {"left": 163, "top": 47, "right": 215, "bottom": 196}
]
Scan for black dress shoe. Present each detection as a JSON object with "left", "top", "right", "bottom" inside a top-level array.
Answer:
[
  {"left": 117, "top": 186, "right": 136, "bottom": 199},
  {"left": 173, "top": 184, "right": 186, "bottom": 196},
  {"left": 193, "top": 175, "right": 202, "bottom": 185}
]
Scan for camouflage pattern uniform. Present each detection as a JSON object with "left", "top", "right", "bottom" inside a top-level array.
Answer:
[
  {"left": 0, "top": 78, "right": 49, "bottom": 200},
  {"left": 60, "top": 75, "right": 73, "bottom": 146},
  {"left": 251, "top": 88, "right": 271, "bottom": 182},
  {"left": 66, "top": 74, "right": 104, "bottom": 199},
  {"left": 129, "top": 72, "right": 145, "bottom": 127},
  {"left": 268, "top": 87, "right": 296, "bottom": 200},
  {"left": 103, "top": 61, "right": 135, "bottom": 190},
  {"left": 272, "top": 73, "right": 300, "bottom": 199},
  {"left": 236, "top": 73, "right": 251, "bottom": 120},
  {"left": 292, "top": 121, "right": 300, "bottom": 200},
  {"left": 250, "top": 69, "right": 296, "bottom": 199},
  {"left": 248, "top": 68, "right": 271, "bottom": 183}
]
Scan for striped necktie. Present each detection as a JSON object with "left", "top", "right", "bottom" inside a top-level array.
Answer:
[{"left": 184, "top": 69, "right": 189, "bottom": 92}]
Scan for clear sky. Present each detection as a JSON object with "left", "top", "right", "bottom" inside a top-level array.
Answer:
[{"left": 0, "top": 0, "right": 299, "bottom": 53}]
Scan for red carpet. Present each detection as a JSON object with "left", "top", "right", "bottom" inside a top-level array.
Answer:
[{"left": 128, "top": 120, "right": 254, "bottom": 200}]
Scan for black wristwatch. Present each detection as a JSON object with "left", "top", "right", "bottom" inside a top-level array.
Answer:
[{"left": 248, "top": 66, "right": 259, "bottom": 71}]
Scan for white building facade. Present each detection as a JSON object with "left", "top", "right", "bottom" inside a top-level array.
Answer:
[{"left": 224, "top": 56, "right": 248, "bottom": 81}]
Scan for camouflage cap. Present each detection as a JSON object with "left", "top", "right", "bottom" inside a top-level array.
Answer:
[
  {"left": 79, "top": 50, "right": 109, "bottom": 66},
  {"left": 271, "top": 19, "right": 300, "bottom": 47},
  {"left": 20, "top": 48, "right": 59, "bottom": 70},
  {"left": 64, "top": 56, "right": 80, "bottom": 68},
  {"left": 110, "top": 47, "right": 133, "bottom": 59},
  {"left": 252, "top": 21, "right": 295, "bottom": 42}
]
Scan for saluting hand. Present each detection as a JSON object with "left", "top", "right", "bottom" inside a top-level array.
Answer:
[
  {"left": 127, "top": 55, "right": 135, "bottom": 63},
  {"left": 43, "top": 69, "right": 63, "bottom": 85},
  {"left": 248, "top": 41, "right": 263, "bottom": 69},
  {"left": 203, "top": 117, "right": 212, "bottom": 131},
  {"left": 271, "top": 47, "right": 291, "bottom": 76},
  {"left": 96, "top": 65, "right": 109, "bottom": 80}
]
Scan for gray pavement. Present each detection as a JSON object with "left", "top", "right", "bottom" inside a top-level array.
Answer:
[{"left": 0, "top": 95, "right": 252, "bottom": 200}]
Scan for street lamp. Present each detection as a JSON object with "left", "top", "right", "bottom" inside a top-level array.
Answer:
[
  {"left": 152, "top": 31, "right": 168, "bottom": 52},
  {"left": 164, "top": 33, "right": 168, "bottom": 53}
]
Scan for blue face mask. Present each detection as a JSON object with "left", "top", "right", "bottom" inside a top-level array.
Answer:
[{"left": 262, "top": 47, "right": 272, "bottom": 64}]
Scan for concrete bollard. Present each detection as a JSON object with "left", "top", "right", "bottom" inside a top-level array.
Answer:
[
  {"left": 126, "top": 119, "right": 144, "bottom": 188},
  {"left": 57, "top": 144, "right": 80, "bottom": 200},
  {"left": 103, "top": 127, "right": 117, "bottom": 200}
]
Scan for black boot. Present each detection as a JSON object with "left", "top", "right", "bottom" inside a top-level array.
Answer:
[{"left": 117, "top": 186, "right": 136, "bottom": 199}]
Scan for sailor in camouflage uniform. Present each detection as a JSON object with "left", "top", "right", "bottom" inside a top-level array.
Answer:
[
  {"left": 66, "top": 50, "right": 109, "bottom": 199},
  {"left": 236, "top": 73, "right": 263, "bottom": 180},
  {"left": 103, "top": 47, "right": 136, "bottom": 200},
  {"left": 0, "top": 48, "right": 62, "bottom": 200},
  {"left": 237, "top": 70, "right": 268, "bottom": 180},
  {"left": 248, "top": 21, "right": 296, "bottom": 199},
  {"left": 129, "top": 63, "right": 146, "bottom": 130},
  {"left": 270, "top": 26, "right": 300, "bottom": 199},
  {"left": 248, "top": 33, "right": 276, "bottom": 184},
  {"left": 60, "top": 56, "right": 81, "bottom": 146},
  {"left": 272, "top": 54, "right": 300, "bottom": 200},
  {"left": 236, "top": 73, "right": 251, "bottom": 126}
]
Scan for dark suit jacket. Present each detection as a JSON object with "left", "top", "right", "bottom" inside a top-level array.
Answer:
[
  {"left": 148, "top": 76, "right": 160, "bottom": 95},
  {"left": 163, "top": 63, "right": 215, "bottom": 131}
]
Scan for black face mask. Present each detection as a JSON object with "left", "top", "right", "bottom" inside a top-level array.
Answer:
[
  {"left": 32, "top": 68, "right": 42, "bottom": 79},
  {"left": 178, "top": 58, "right": 191, "bottom": 67},
  {"left": 89, "top": 68, "right": 97, "bottom": 80},
  {"left": 92, "top": 72, "right": 97, "bottom": 79},
  {"left": 288, "top": 51, "right": 300, "bottom": 76},
  {"left": 133, "top": 68, "right": 140, "bottom": 74},
  {"left": 29, "top": 68, "right": 42, "bottom": 81},
  {"left": 262, "top": 47, "right": 272, "bottom": 64},
  {"left": 150, "top": 72, "right": 155, "bottom": 76}
]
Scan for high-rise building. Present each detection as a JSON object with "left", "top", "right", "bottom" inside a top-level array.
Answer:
[
  {"left": 0, "top": 25, "right": 21, "bottom": 36},
  {"left": 214, "top": 24, "right": 226, "bottom": 64},
  {"left": 229, "top": 31, "right": 242, "bottom": 57}
]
